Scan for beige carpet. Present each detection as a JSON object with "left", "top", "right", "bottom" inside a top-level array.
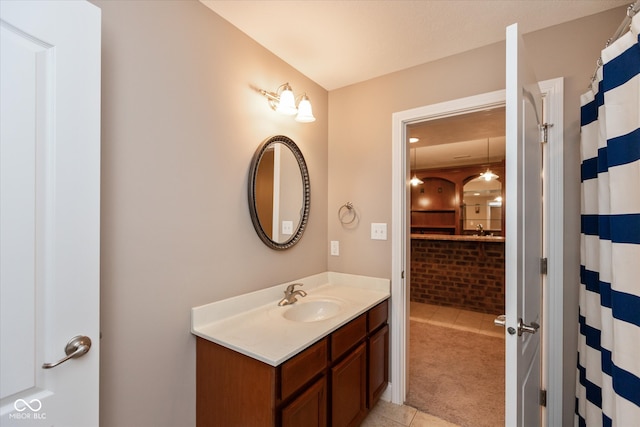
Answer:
[{"left": 406, "top": 320, "right": 505, "bottom": 427}]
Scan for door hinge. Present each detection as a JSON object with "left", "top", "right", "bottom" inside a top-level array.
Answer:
[
  {"left": 540, "top": 123, "right": 553, "bottom": 144},
  {"left": 540, "top": 258, "right": 548, "bottom": 275},
  {"left": 539, "top": 389, "right": 547, "bottom": 407}
]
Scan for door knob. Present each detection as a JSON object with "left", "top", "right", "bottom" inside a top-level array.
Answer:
[
  {"left": 494, "top": 315, "right": 516, "bottom": 334},
  {"left": 517, "top": 318, "right": 539, "bottom": 336},
  {"left": 42, "top": 335, "right": 91, "bottom": 369},
  {"left": 494, "top": 315, "right": 539, "bottom": 336}
]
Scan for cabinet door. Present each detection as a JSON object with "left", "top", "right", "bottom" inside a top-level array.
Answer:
[
  {"left": 281, "top": 376, "right": 327, "bottom": 427},
  {"left": 331, "top": 342, "right": 367, "bottom": 427},
  {"left": 368, "top": 324, "right": 389, "bottom": 408},
  {"left": 411, "top": 177, "right": 456, "bottom": 210}
]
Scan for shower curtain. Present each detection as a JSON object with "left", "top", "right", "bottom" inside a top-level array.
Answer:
[{"left": 576, "top": 9, "right": 640, "bottom": 427}]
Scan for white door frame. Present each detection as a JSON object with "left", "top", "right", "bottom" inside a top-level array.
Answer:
[{"left": 390, "top": 77, "right": 563, "bottom": 425}]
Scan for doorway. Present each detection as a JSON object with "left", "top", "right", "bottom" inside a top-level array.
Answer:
[
  {"left": 404, "top": 107, "right": 507, "bottom": 426},
  {"left": 390, "top": 78, "right": 565, "bottom": 425}
]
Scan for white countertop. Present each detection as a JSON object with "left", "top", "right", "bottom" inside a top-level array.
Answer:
[{"left": 191, "top": 272, "right": 390, "bottom": 366}]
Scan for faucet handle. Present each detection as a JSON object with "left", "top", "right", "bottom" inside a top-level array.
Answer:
[{"left": 285, "top": 283, "right": 303, "bottom": 293}]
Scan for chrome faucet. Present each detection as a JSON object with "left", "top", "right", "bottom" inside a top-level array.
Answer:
[{"left": 278, "top": 283, "right": 307, "bottom": 306}]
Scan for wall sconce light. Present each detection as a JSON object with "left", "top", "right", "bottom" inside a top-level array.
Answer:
[{"left": 259, "top": 82, "right": 316, "bottom": 123}]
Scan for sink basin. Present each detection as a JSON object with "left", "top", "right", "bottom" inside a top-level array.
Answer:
[{"left": 283, "top": 299, "right": 343, "bottom": 322}]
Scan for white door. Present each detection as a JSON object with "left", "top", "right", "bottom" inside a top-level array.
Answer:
[
  {"left": 0, "top": 1, "right": 101, "bottom": 426},
  {"left": 504, "top": 23, "right": 544, "bottom": 426}
]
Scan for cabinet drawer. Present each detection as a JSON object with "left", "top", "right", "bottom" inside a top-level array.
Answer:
[
  {"left": 281, "top": 338, "right": 327, "bottom": 400},
  {"left": 368, "top": 300, "right": 388, "bottom": 333},
  {"left": 331, "top": 314, "right": 366, "bottom": 361}
]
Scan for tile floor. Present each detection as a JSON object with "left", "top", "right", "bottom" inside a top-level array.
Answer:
[
  {"left": 409, "top": 302, "right": 503, "bottom": 338},
  {"left": 361, "top": 302, "right": 504, "bottom": 426},
  {"left": 361, "top": 399, "right": 460, "bottom": 427}
]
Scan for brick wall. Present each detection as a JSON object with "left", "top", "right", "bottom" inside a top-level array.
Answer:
[{"left": 410, "top": 239, "right": 504, "bottom": 314}]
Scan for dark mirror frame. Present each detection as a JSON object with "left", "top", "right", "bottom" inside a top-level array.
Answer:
[{"left": 248, "top": 135, "right": 310, "bottom": 250}]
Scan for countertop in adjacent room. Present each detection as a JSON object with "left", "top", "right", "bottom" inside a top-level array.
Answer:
[{"left": 411, "top": 234, "right": 505, "bottom": 242}]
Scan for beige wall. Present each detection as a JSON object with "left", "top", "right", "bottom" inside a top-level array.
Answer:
[
  {"left": 92, "top": 0, "right": 625, "bottom": 425},
  {"left": 328, "top": 7, "right": 624, "bottom": 426},
  {"left": 93, "top": 1, "right": 327, "bottom": 426}
]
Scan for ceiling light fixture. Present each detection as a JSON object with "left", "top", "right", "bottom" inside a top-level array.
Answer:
[
  {"left": 259, "top": 82, "right": 316, "bottom": 123},
  {"left": 489, "top": 195, "right": 503, "bottom": 207},
  {"left": 479, "top": 138, "right": 499, "bottom": 181},
  {"left": 409, "top": 137, "right": 419, "bottom": 143},
  {"left": 410, "top": 148, "right": 423, "bottom": 186}
]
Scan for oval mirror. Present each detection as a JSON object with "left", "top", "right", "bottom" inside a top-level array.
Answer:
[{"left": 248, "top": 135, "right": 310, "bottom": 250}]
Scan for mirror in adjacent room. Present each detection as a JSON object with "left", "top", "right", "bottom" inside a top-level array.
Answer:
[
  {"left": 248, "top": 135, "right": 310, "bottom": 250},
  {"left": 462, "top": 176, "right": 502, "bottom": 233}
]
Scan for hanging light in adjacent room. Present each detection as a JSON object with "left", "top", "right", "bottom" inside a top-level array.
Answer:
[
  {"left": 479, "top": 138, "right": 499, "bottom": 181},
  {"left": 410, "top": 148, "right": 424, "bottom": 186},
  {"left": 259, "top": 82, "right": 316, "bottom": 123}
]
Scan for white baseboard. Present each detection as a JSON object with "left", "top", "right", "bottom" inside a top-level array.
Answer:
[{"left": 379, "top": 381, "right": 392, "bottom": 402}]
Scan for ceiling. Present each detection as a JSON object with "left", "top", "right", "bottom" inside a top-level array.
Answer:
[
  {"left": 200, "top": 1, "right": 627, "bottom": 169},
  {"left": 201, "top": 0, "right": 628, "bottom": 91},
  {"left": 408, "top": 107, "right": 506, "bottom": 170}
]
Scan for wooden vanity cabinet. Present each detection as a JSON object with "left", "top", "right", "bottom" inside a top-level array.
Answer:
[
  {"left": 329, "top": 314, "right": 367, "bottom": 427},
  {"left": 331, "top": 342, "right": 367, "bottom": 427},
  {"left": 196, "top": 298, "right": 389, "bottom": 427},
  {"left": 281, "top": 376, "right": 327, "bottom": 427},
  {"left": 196, "top": 337, "right": 278, "bottom": 426},
  {"left": 367, "top": 301, "right": 390, "bottom": 408},
  {"left": 280, "top": 339, "right": 328, "bottom": 401},
  {"left": 330, "top": 313, "right": 366, "bottom": 360},
  {"left": 368, "top": 324, "right": 389, "bottom": 407}
]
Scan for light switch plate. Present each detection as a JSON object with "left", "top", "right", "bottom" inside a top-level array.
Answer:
[
  {"left": 371, "top": 223, "right": 387, "bottom": 240},
  {"left": 330, "top": 240, "right": 339, "bottom": 256}
]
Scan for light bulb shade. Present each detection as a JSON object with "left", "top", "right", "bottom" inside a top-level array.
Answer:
[
  {"left": 295, "top": 95, "right": 316, "bottom": 122},
  {"left": 410, "top": 175, "right": 424, "bottom": 186},
  {"left": 276, "top": 85, "right": 297, "bottom": 115},
  {"left": 479, "top": 169, "right": 499, "bottom": 181}
]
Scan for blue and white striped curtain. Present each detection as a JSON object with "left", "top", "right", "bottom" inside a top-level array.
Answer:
[{"left": 576, "top": 9, "right": 640, "bottom": 427}]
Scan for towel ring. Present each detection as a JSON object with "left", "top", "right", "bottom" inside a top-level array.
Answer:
[{"left": 338, "top": 202, "right": 357, "bottom": 225}]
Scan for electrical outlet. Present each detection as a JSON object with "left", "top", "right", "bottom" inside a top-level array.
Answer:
[
  {"left": 282, "top": 220, "right": 293, "bottom": 235},
  {"left": 330, "top": 240, "right": 339, "bottom": 256},
  {"left": 371, "top": 223, "right": 387, "bottom": 240}
]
